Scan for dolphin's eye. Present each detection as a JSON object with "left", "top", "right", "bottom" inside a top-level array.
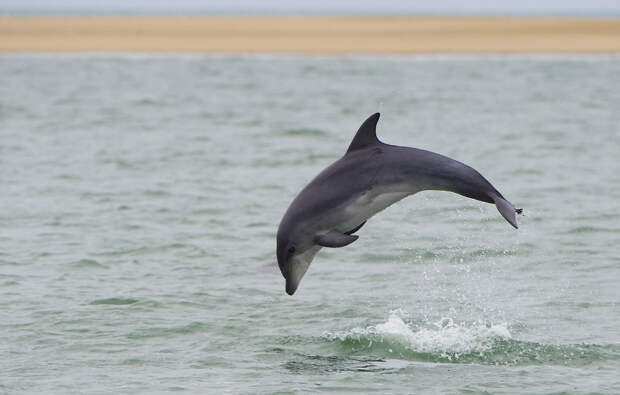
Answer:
[{"left": 288, "top": 246, "right": 296, "bottom": 254}]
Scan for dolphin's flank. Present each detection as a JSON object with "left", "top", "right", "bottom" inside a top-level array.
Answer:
[{"left": 276, "top": 113, "right": 521, "bottom": 295}]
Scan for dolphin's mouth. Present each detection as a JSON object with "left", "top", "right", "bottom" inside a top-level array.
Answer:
[
  {"left": 285, "top": 278, "right": 298, "bottom": 295},
  {"left": 281, "top": 246, "right": 321, "bottom": 296}
]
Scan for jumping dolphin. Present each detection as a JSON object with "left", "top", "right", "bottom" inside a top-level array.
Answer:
[{"left": 276, "top": 113, "right": 521, "bottom": 295}]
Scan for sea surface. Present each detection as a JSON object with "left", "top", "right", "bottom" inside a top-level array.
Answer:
[{"left": 1, "top": 54, "right": 619, "bottom": 394}]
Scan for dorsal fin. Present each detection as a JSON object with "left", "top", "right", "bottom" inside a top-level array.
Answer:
[{"left": 346, "top": 113, "right": 382, "bottom": 154}]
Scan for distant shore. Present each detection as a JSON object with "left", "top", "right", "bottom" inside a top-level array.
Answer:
[{"left": 1, "top": 16, "right": 620, "bottom": 54}]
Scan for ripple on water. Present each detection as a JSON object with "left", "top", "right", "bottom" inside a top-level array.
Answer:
[
  {"left": 126, "top": 322, "right": 209, "bottom": 340},
  {"left": 70, "top": 259, "right": 108, "bottom": 269},
  {"left": 279, "top": 128, "right": 329, "bottom": 137},
  {"left": 564, "top": 226, "right": 619, "bottom": 234},
  {"left": 282, "top": 354, "right": 392, "bottom": 374},
  {"left": 89, "top": 298, "right": 139, "bottom": 306}
]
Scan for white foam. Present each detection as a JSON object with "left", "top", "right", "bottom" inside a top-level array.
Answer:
[{"left": 325, "top": 310, "right": 511, "bottom": 359}]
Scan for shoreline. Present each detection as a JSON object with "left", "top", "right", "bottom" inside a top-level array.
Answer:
[{"left": 2, "top": 16, "right": 620, "bottom": 54}]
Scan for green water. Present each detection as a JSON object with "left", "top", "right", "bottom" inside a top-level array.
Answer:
[{"left": 1, "top": 54, "right": 619, "bottom": 393}]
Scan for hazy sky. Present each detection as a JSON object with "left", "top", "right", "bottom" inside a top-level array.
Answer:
[{"left": 2, "top": 0, "right": 620, "bottom": 15}]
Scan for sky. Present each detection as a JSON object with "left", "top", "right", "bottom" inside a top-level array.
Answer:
[{"left": 2, "top": 0, "right": 620, "bottom": 16}]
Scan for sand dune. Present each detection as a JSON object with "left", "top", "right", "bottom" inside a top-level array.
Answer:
[{"left": 1, "top": 16, "right": 619, "bottom": 53}]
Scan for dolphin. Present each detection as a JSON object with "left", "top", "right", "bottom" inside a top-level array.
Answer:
[{"left": 276, "top": 113, "right": 521, "bottom": 295}]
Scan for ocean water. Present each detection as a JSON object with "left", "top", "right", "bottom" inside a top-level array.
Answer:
[{"left": 1, "top": 54, "right": 619, "bottom": 393}]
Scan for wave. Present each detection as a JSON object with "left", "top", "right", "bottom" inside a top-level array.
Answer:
[{"left": 323, "top": 310, "right": 616, "bottom": 366}]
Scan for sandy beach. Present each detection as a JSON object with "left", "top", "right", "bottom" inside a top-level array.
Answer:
[{"left": 1, "top": 16, "right": 620, "bottom": 54}]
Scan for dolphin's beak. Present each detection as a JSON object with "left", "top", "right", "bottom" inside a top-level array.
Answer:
[
  {"left": 280, "top": 247, "right": 318, "bottom": 296},
  {"left": 285, "top": 278, "right": 298, "bottom": 295}
]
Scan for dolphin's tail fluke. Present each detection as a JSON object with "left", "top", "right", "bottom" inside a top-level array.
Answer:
[{"left": 492, "top": 194, "right": 520, "bottom": 229}]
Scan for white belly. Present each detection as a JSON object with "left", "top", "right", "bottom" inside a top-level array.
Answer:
[{"left": 339, "top": 188, "right": 412, "bottom": 231}]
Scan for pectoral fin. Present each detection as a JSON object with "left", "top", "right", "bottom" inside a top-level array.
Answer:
[
  {"left": 345, "top": 220, "right": 366, "bottom": 235},
  {"left": 315, "top": 230, "right": 359, "bottom": 248}
]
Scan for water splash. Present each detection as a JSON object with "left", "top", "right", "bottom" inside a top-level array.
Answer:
[
  {"left": 323, "top": 310, "right": 610, "bottom": 366},
  {"left": 325, "top": 310, "right": 510, "bottom": 361}
]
